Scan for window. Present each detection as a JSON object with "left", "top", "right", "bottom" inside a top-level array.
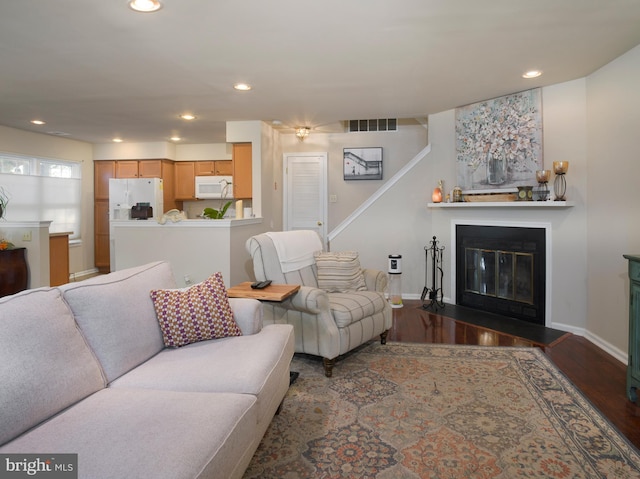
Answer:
[{"left": 0, "top": 153, "right": 82, "bottom": 240}]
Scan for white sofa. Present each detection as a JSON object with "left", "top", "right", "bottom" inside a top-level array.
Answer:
[{"left": 0, "top": 261, "right": 294, "bottom": 479}]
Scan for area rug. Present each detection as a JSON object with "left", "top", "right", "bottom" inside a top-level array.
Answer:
[{"left": 244, "top": 342, "right": 640, "bottom": 479}]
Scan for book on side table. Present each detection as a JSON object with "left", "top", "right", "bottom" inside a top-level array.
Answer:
[{"left": 227, "top": 282, "right": 300, "bottom": 302}]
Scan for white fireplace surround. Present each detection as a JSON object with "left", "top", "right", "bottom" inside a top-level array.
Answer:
[{"left": 450, "top": 219, "right": 552, "bottom": 328}]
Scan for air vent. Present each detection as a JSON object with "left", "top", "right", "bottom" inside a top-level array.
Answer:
[{"left": 348, "top": 118, "right": 397, "bottom": 133}]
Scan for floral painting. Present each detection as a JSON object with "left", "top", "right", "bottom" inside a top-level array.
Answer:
[{"left": 455, "top": 88, "right": 542, "bottom": 191}]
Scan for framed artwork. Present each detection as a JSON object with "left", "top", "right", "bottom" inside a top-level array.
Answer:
[
  {"left": 343, "top": 147, "right": 383, "bottom": 180},
  {"left": 455, "top": 88, "right": 543, "bottom": 191}
]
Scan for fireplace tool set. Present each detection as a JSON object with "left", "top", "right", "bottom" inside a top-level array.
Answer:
[{"left": 421, "top": 236, "right": 445, "bottom": 310}]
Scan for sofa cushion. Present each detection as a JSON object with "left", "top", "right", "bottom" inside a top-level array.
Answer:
[
  {"left": 150, "top": 273, "right": 242, "bottom": 348},
  {"left": 59, "top": 261, "right": 176, "bottom": 383},
  {"left": 0, "top": 288, "right": 105, "bottom": 446},
  {"left": 314, "top": 251, "right": 367, "bottom": 293},
  {"left": 329, "top": 290, "right": 389, "bottom": 327},
  {"left": 0, "top": 388, "right": 258, "bottom": 479},
  {"left": 109, "top": 323, "right": 294, "bottom": 425}
]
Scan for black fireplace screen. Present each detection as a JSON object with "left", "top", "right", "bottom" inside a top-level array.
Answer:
[
  {"left": 465, "top": 249, "right": 533, "bottom": 304},
  {"left": 456, "top": 225, "right": 545, "bottom": 325}
]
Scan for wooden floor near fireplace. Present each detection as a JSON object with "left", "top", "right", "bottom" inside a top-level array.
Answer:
[{"left": 389, "top": 300, "right": 640, "bottom": 450}]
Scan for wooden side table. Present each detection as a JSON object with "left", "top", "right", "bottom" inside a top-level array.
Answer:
[{"left": 227, "top": 282, "right": 300, "bottom": 302}]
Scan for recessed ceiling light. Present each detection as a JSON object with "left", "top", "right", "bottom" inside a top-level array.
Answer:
[
  {"left": 170, "top": 136, "right": 182, "bottom": 142},
  {"left": 113, "top": 138, "right": 123, "bottom": 143},
  {"left": 522, "top": 70, "right": 542, "bottom": 79},
  {"left": 31, "top": 119, "right": 46, "bottom": 125},
  {"left": 233, "top": 83, "right": 252, "bottom": 91},
  {"left": 129, "top": 0, "right": 162, "bottom": 13},
  {"left": 179, "top": 114, "right": 196, "bottom": 120}
]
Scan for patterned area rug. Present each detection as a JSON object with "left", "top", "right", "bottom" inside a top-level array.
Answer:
[{"left": 244, "top": 342, "right": 640, "bottom": 479}]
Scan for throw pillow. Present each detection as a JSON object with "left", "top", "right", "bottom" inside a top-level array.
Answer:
[
  {"left": 150, "top": 272, "right": 242, "bottom": 348},
  {"left": 314, "top": 251, "right": 367, "bottom": 293}
]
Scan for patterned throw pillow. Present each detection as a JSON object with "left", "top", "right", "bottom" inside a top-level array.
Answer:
[
  {"left": 314, "top": 251, "right": 367, "bottom": 293},
  {"left": 150, "top": 272, "right": 242, "bottom": 348}
]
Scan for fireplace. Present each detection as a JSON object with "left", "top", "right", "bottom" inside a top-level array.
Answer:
[{"left": 455, "top": 224, "right": 546, "bottom": 325}]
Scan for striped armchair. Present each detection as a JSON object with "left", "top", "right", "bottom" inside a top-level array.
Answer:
[{"left": 246, "top": 231, "right": 392, "bottom": 377}]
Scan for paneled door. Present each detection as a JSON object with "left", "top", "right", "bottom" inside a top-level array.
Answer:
[{"left": 283, "top": 152, "right": 327, "bottom": 248}]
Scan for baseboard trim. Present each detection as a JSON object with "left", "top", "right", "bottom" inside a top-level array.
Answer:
[
  {"left": 551, "top": 322, "right": 627, "bottom": 365},
  {"left": 69, "top": 268, "right": 100, "bottom": 282}
]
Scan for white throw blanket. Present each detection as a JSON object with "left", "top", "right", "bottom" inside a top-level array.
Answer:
[{"left": 265, "top": 230, "right": 323, "bottom": 273}]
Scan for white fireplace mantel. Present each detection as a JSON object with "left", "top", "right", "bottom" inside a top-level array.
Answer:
[{"left": 428, "top": 201, "right": 574, "bottom": 208}]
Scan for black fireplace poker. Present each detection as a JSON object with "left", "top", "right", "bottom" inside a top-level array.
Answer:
[{"left": 421, "top": 236, "right": 445, "bottom": 311}]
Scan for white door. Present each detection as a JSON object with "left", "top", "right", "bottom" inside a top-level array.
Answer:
[{"left": 283, "top": 152, "right": 328, "bottom": 246}]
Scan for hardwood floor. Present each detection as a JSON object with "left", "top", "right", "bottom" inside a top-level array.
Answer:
[{"left": 389, "top": 300, "right": 640, "bottom": 449}]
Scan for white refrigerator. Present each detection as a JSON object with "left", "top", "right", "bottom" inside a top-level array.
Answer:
[
  {"left": 108, "top": 178, "right": 164, "bottom": 271},
  {"left": 108, "top": 178, "right": 164, "bottom": 221}
]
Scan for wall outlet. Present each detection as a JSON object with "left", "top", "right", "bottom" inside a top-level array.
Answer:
[
  {"left": 22, "top": 231, "right": 32, "bottom": 242},
  {"left": 330, "top": 195, "right": 338, "bottom": 203}
]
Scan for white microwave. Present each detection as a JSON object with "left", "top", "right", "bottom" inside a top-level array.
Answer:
[{"left": 194, "top": 176, "right": 233, "bottom": 199}]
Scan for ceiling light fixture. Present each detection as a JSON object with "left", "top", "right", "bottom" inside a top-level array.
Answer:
[
  {"left": 30, "top": 120, "right": 46, "bottom": 125},
  {"left": 113, "top": 138, "right": 123, "bottom": 143},
  {"left": 522, "top": 70, "right": 542, "bottom": 79},
  {"left": 233, "top": 83, "right": 252, "bottom": 91},
  {"left": 295, "top": 127, "right": 310, "bottom": 141},
  {"left": 129, "top": 0, "right": 162, "bottom": 13},
  {"left": 179, "top": 114, "right": 196, "bottom": 120},
  {"left": 170, "top": 136, "right": 182, "bottom": 142}
]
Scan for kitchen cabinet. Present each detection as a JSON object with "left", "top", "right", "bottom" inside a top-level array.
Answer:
[
  {"left": 94, "top": 198, "right": 111, "bottom": 273},
  {"left": 139, "top": 159, "right": 163, "bottom": 178},
  {"left": 194, "top": 160, "right": 232, "bottom": 176},
  {"left": 174, "top": 161, "right": 196, "bottom": 200},
  {"left": 159, "top": 160, "right": 176, "bottom": 211},
  {"left": 233, "top": 143, "right": 252, "bottom": 199},
  {"left": 625, "top": 254, "right": 640, "bottom": 403},
  {"left": 115, "top": 160, "right": 139, "bottom": 178},
  {"left": 94, "top": 161, "right": 116, "bottom": 200},
  {"left": 114, "top": 159, "right": 164, "bottom": 178}
]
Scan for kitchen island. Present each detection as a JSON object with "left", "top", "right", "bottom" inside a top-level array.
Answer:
[{"left": 111, "top": 218, "right": 263, "bottom": 287}]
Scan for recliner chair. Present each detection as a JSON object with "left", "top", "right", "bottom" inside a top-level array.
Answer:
[{"left": 246, "top": 230, "right": 392, "bottom": 377}]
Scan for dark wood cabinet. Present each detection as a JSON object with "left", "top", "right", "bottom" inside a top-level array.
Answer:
[
  {"left": 0, "top": 248, "right": 28, "bottom": 297},
  {"left": 625, "top": 254, "right": 640, "bottom": 402}
]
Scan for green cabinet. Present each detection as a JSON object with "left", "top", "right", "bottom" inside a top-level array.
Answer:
[{"left": 624, "top": 254, "right": 640, "bottom": 402}]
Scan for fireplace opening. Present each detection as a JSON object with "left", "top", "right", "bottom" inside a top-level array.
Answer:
[{"left": 456, "top": 225, "right": 546, "bottom": 325}]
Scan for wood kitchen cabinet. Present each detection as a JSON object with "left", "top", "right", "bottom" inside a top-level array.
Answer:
[
  {"left": 115, "top": 160, "right": 139, "bottom": 178},
  {"left": 194, "top": 160, "right": 232, "bottom": 176},
  {"left": 233, "top": 143, "right": 252, "bottom": 199},
  {"left": 174, "top": 161, "right": 196, "bottom": 200},
  {"left": 94, "top": 161, "right": 116, "bottom": 200},
  {"left": 139, "top": 159, "right": 163, "bottom": 178}
]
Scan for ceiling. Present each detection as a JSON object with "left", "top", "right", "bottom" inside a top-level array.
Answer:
[{"left": 1, "top": 0, "right": 640, "bottom": 145}]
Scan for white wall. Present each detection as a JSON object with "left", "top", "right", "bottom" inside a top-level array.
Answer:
[
  {"left": 586, "top": 44, "right": 640, "bottom": 354},
  {"left": 279, "top": 123, "right": 429, "bottom": 231},
  {"left": 332, "top": 80, "right": 591, "bottom": 340}
]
